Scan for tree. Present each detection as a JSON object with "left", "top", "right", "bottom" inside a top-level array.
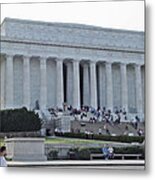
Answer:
[{"left": 0, "top": 107, "right": 42, "bottom": 132}]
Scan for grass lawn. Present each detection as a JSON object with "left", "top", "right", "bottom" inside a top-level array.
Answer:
[
  {"left": 1, "top": 137, "right": 108, "bottom": 146},
  {"left": 0, "top": 137, "right": 129, "bottom": 147},
  {"left": 0, "top": 138, "right": 4, "bottom": 146},
  {"left": 45, "top": 137, "right": 112, "bottom": 145}
]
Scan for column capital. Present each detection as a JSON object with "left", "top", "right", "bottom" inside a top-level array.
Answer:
[
  {"left": 134, "top": 63, "right": 142, "bottom": 68},
  {"left": 73, "top": 59, "right": 80, "bottom": 64},
  {"left": 65, "top": 61, "right": 72, "bottom": 68},
  {"left": 39, "top": 56, "right": 48, "bottom": 61},
  {"left": 69, "top": 58, "right": 80, "bottom": 64},
  {"left": 39, "top": 57, "right": 47, "bottom": 66},
  {"left": 120, "top": 62, "right": 128, "bottom": 66},
  {"left": 22, "top": 54, "right": 31, "bottom": 58},
  {"left": 5, "top": 54, "right": 14, "bottom": 59},
  {"left": 56, "top": 57, "right": 64, "bottom": 62},
  {"left": 89, "top": 60, "right": 96, "bottom": 65},
  {"left": 82, "top": 63, "right": 89, "bottom": 68},
  {"left": 105, "top": 61, "right": 113, "bottom": 65}
]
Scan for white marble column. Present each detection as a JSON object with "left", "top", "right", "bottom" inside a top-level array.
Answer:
[
  {"left": 73, "top": 60, "right": 81, "bottom": 109},
  {"left": 40, "top": 57, "right": 47, "bottom": 109},
  {"left": 105, "top": 62, "right": 113, "bottom": 111},
  {"left": 23, "top": 55, "right": 31, "bottom": 110},
  {"left": 56, "top": 59, "right": 64, "bottom": 109},
  {"left": 66, "top": 62, "right": 73, "bottom": 105},
  {"left": 6, "top": 54, "right": 14, "bottom": 108},
  {"left": 83, "top": 63, "right": 90, "bottom": 106},
  {"left": 135, "top": 64, "right": 143, "bottom": 114},
  {"left": 120, "top": 63, "right": 128, "bottom": 112},
  {"left": 0, "top": 56, "right": 5, "bottom": 109},
  {"left": 90, "top": 61, "right": 97, "bottom": 109},
  {"left": 98, "top": 63, "right": 104, "bottom": 107}
]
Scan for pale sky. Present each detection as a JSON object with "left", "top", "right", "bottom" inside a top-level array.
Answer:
[{"left": 0, "top": 0, "right": 144, "bottom": 31}]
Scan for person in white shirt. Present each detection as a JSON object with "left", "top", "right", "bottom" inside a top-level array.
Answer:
[
  {"left": 108, "top": 145, "right": 114, "bottom": 159},
  {"left": 0, "top": 146, "right": 7, "bottom": 167}
]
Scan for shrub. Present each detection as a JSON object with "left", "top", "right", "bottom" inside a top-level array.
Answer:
[
  {"left": 78, "top": 148, "right": 91, "bottom": 160},
  {"left": 114, "top": 146, "right": 145, "bottom": 158},
  {"left": 68, "top": 147, "right": 95, "bottom": 160},
  {"left": 47, "top": 150, "right": 58, "bottom": 160},
  {"left": 68, "top": 146, "right": 145, "bottom": 160},
  {"left": 0, "top": 107, "right": 42, "bottom": 132},
  {"left": 67, "top": 148, "right": 79, "bottom": 160},
  {"left": 56, "top": 132, "right": 144, "bottom": 143},
  {"left": 56, "top": 132, "right": 86, "bottom": 139}
]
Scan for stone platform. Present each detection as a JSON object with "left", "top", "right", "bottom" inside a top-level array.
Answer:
[{"left": 5, "top": 138, "right": 47, "bottom": 161}]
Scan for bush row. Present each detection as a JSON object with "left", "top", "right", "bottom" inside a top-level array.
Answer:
[
  {"left": 56, "top": 132, "right": 145, "bottom": 143},
  {"left": 0, "top": 107, "right": 42, "bottom": 132},
  {"left": 68, "top": 146, "right": 145, "bottom": 160},
  {"left": 46, "top": 146, "right": 145, "bottom": 160}
]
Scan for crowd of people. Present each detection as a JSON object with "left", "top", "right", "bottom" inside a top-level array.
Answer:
[
  {"left": 36, "top": 98, "right": 143, "bottom": 125},
  {"left": 46, "top": 104, "right": 144, "bottom": 136},
  {"left": 63, "top": 104, "right": 142, "bottom": 125},
  {"left": 79, "top": 106, "right": 128, "bottom": 123},
  {"left": 47, "top": 104, "right": 135, "bottom": 122},
  {"left": 35, "top": 98, "right": 143, "bottom": 125}
]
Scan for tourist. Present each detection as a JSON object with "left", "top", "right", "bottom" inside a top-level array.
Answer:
[
  {"left": 85, "top": 130, "right": 89, "bottom": 139},
  {"left": 90, "top": 131, "right": 94, "bottom": 139},
  {"left": 101, "top": 144, "right": 109, "bottom": 160},
  {"left": 98, "top": 128, "right": 102, "bottom": 135},
  {"left": 108, "top": 145, "right": 114, "bottom": 159},
  {"left": 0, "top": 146, "right": 7, "bottom": 167},
  {"left": 137, "top": 128, "right": 144, "bottom": 136}
]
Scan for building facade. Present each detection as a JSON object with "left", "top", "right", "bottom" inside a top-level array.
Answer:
[{"left": 0, "top": 18, "right": 144, "bottom": 117}]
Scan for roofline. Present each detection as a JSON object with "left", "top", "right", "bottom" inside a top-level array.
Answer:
[{"left": 1, "top": 17, "right": 144, "bottom": 35}]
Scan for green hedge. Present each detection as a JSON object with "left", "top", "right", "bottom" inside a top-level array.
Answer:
[
  {"left": 114, "top": 146, "right": 145, "bottom": 157},
  {"left": 56, "top": 132, "right": 144, "bottom": 143},
  {"left": 68, "top": 146, "right": 145, "bottom": 160},
  {"left": 0, "top": 107, "right": 42, "bottom": 132},
  {"left": 47, "top": 150, "right": 58, "bottom": 160},
  {"left": 93, "top": 134, "right": 144, "bottom": 143}
]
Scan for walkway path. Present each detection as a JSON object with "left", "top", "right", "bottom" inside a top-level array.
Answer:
[{"left": 8, "top": 160, "right": 145, "bottom": 170}]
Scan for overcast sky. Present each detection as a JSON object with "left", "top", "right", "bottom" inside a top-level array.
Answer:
[{"left": 1, "top": 0, "right": 144, "bottom": 31}]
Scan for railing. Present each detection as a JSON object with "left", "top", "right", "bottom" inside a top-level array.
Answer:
[{"left": 90, "top": 153, "right": 142, "bottom": 160}]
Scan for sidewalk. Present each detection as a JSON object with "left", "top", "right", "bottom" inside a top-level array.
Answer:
[{"left": 7, "top": 160, "right": 145, "bottom": 170}]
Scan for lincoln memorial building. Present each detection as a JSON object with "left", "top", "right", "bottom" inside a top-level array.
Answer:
[{"left": 0, "top": 18, "right": 144, "bottom": 117}]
